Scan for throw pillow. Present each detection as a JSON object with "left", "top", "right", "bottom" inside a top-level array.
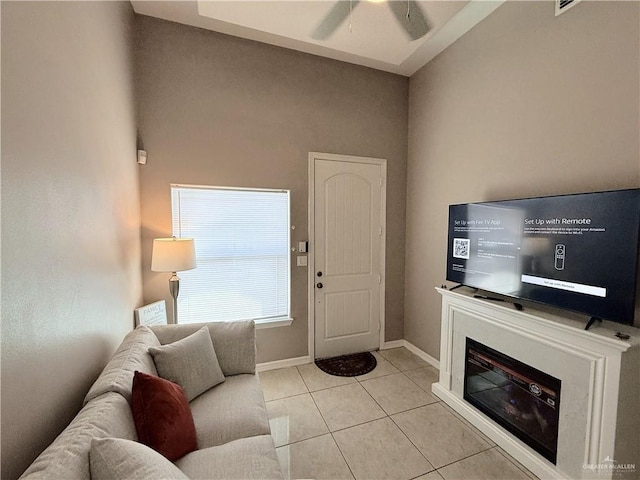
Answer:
[
  {"left": 89, "top": 437, "right": 190, "bottom": 480},
  {"left": 149, "top": 326, "right": 225, "bottom": 401},
  {"left": 131, "top": 371, "right": 197, "bottom": 461}
]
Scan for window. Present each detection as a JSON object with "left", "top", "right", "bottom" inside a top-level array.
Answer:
[{"left": 171, "top": 184, "right": 290, "bottom": 325}]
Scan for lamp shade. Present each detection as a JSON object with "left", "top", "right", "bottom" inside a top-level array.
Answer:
[{"left": 151, "top": 238, "right": 196, "bottom": 272}]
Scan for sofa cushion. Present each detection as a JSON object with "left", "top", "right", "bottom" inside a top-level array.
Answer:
[
  {"left": 190, "top": 374, "right": 270, "bottom": 448},
  {"left": 151, "top": 320, "right": 255, "bottom": 376},
  {"left": 19, "top": 392, "right": 137, "bottom": 480},
  {"left": 149, "top": 326, "right": 225, "bottom": 401},
  {"left": 176, "top": 434, "right": 283, "bottom": 480},
  {"left": 89, "top": 437, "right": 189, "bottom": 480},
  {"left": 84, "top": 326, "right": 160, "bottom": 405},
  {"left": 131, "top": 371, "right": 198, "bottom": 461}
]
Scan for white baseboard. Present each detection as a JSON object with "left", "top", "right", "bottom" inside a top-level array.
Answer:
[
  {"left": 381, "top": 339, "right": 405, "bottom": 349},
  {"left": 257, "top": 341, "right": 439, "bottom": 372},
  {"left": 256, "top": 355, "right": 311, "bottom": 372},
  {"left": 382, "top": 339, "right": 440, "bottom": 370}
]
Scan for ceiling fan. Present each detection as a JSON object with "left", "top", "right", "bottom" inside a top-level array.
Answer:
[{"left": 312, "top": 0, "right": 432, "bottom": 41}]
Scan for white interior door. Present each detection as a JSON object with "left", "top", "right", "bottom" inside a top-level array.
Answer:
[{"left": 312, "top": 154, "right": 385, "bottom": 359}]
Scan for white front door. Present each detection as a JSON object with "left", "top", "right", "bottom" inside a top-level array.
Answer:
[{"left": 311, "top": 153, "right": 385, "bottom": 359}]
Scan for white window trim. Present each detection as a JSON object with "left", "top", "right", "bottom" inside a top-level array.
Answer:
[
  {"left": 255, "top": 316, "right": 294, "bottom": 329},
  {"left": 171, "top": 183, "right": 292, "bottom": 325}
]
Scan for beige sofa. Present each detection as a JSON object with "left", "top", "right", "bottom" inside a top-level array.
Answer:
[{"left": 20, "top": 321, "right": 283, "bottom": 479}]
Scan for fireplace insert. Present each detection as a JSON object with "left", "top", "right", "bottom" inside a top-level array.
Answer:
[{"left": 463, "top": 338, "right": 561, "bottom": 464}]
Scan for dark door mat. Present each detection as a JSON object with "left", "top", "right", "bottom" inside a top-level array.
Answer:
[{"left": 315, "top": 351, "right": 377, "bottom": 377}]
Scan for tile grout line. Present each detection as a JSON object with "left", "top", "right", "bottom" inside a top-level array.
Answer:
[
  {"left": 438, "top": 401, "right": 497, "bottom": 447},
  {"left": 307, "top": 385, "right": 332, "bottom": 435},
  {"left": 265, "top": 390, "right": 311, "bottom": 404},
  {"left": 265, "top": 350, "right": 537, "bottom": 479},
  {"left": 433, "top": 444, "right": 500, "bottom": 471},
  {"left": 302, "top": 374, "right": 357, "bottom": 480},
  {"left": 304, "top": 373, "right": 360, "bottom": 479},
  {"left": 309, "top": 362, "right": 427, "bottom": 479},
  {"left": 329, "top": 431, "right": 357, "bottom": 480},
  {"left": 493, "top": 445, "right": 539, "bottom": 479},
  {"left": 359, "top": 358, "right": 504, "bottom": 477},
  {"left": 387, "top": 410, "right": 437, "bottom": 478},
  {"left": 355, "top": 369, "right": 438, "bottom": 479},
  {"left": 294, "top": 364, "right": 313, "bottom": 394},
  {"left": 313, "top": 380, "right": 387, "bottom": 434}
]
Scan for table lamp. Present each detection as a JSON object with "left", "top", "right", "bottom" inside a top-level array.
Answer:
[{"left": 151, "top": 237, "right": 196, "bottom": 323}]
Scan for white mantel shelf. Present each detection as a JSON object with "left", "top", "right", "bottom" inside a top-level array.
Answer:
[{"left": 431, "top": 287, "right": 639, "bottom": 480}]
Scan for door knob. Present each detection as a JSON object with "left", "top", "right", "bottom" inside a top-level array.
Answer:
[
  {"left": 317, "top": 271, "right": 323, "bottom": 277},
  {"left": 316, "top": 282, "right": 323, "bottom": 289}
]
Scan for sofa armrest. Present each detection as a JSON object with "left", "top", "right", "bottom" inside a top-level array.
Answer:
[{"left": 151, "top": 321, "right": 256, "bottom": 376}]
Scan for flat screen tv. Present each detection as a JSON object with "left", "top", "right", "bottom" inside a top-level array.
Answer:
[{"left": 446, "top": 189, "right": 640, "bottom": 326}]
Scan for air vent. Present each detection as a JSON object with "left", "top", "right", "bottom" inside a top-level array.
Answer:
[{"left": 555, "top": 0, "right": 582, "bottom": 16}]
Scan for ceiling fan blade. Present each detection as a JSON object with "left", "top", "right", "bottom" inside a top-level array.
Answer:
[
  {"left": 311, "top": 1, "right": 361, "bottom": 41},
  {"left": 387, "top": 0, "right": 431, "bottom": 41}
]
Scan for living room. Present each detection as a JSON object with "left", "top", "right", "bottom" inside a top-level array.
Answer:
[{"left": 2, "top": 1, "right": 639, "bottom": 479}]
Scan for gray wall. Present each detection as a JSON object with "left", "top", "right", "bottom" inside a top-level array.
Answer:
[
  {"left": 1, "top": 2, "right": 141, "bottom": 478},
  {"left": 405, "top": 1, "right": 640, "bottom": 359},
  {"left": 135, "top": 15, "right": 409, "bottom": 363}
]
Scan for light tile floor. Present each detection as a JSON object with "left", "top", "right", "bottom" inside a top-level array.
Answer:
[{"left": 259, "top": 348, "right": 539, "bottom": 480}]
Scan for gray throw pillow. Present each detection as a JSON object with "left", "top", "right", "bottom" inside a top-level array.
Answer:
[
  {"left": 149, "top": 326, "right": 225, "bottom": 401},
  {"left": 89, "top": 437, "right": 189, "bottom": 480}
]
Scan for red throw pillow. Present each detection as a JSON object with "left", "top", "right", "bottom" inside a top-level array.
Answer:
[{"left": 131, "top": 370, "right": 198, "bottom": 461}]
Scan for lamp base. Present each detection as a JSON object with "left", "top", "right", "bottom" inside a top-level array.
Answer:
[{"left": 169, "top": 273, "right": 180, "bottom": 323}]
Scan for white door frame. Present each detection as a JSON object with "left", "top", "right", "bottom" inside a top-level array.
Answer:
[{"left": 307, "top": 152, "right": 387, "bottom": 360}]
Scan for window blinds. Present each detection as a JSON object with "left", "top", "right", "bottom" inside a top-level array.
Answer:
[{"left": 171, "top": 185, "right": 290, "bottom": 324}]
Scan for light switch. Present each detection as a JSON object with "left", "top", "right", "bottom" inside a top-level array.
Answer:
[
  {"left": 298, "top": 241, "right": 308, "bottom": 253},
  {"left": 296, "top": 256, "right": 308, "bottom": 267}
]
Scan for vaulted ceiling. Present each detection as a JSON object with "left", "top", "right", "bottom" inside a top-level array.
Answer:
[{"left": 131, "top": 1, "right": 505, "bottom": 76}]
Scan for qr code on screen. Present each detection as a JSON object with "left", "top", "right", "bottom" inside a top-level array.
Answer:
[{"left": 453, "top": 238, "right": 470, "bottom": 259}]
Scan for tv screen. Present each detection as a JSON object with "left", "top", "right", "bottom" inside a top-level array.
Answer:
[{"left": 446, "top": 189, "right": 640, "bottom": 325}]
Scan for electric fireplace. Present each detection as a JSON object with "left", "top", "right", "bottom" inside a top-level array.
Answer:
[{"left": 463, "top": 338, "right": 561, "bottom": 464}]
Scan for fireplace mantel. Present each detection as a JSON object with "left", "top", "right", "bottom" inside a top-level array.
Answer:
[{"left": 432, "top": 287, "right": 639, "bottom": 480}]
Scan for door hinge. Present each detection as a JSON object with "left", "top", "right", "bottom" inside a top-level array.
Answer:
[
  {"left": 378, "top": 274, "right": 382, "bottom": 284},
  {"left": 378, "top": 226, "right": 383, "bottom": 236},
  {"left": 379, "top": 177, "right": 383, "bottom": 187}
]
